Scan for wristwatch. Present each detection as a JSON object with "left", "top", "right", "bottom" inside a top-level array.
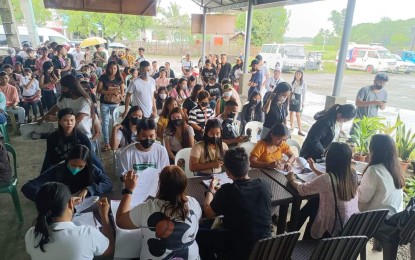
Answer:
[
  {"left": 122, "top": 188, "right": 133, "bottom": 195},
  {"left": 204, "top": 189, "right": 215, "bottom": 197}
]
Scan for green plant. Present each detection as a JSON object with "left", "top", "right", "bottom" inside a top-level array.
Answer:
[
  {"left": 379, "top": 115, "right": 403, "bottom": 136},
  {"left": 351, "top": 116, "right": 383, "bottom": 155},
  {"left": 404, "top": 177, "right": 415, "bottom": 204},
  {"left": 396, "top": 123, "right": 415, "bottom": 162}
]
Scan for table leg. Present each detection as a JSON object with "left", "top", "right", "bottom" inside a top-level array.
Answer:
[
  {"left": 277, "top": 204, "right": 288, "bottom": 235},
  {"left": 288, "top": 198, "right": 302, "bottom": 232}
]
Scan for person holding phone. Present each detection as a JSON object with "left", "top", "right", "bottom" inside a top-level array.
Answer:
[{"left": 355, "top": 73, "right": 388, "bottom": 119}]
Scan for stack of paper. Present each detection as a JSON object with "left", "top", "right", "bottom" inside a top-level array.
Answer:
[
  {"left": 75, "top": 196, "right": 100, "bottom": 213},
  {"left": 202, "top": 172, "right": 233, "bottom": 188},
  {"left": 73, "top": 212, "right": 101, "bottom": 229}
]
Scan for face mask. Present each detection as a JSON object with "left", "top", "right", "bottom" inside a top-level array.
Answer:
[
  {"left": 228, "top": 112, "right": 236, "bottom": 119},
  {"left": 278, "top": 96, "right": 287, "bottom": 103},
  {"left": 223, "top": 92, "right": 232, "bottom": 98},
  {"left": 146, "top": 71, "right": 151, "bottom": 78},
  {"left": 130, "top": 117, "right": 139, "bottom": 125},
  {"left": 201, "top": 101, "right": 209, "bottom": 107},
  {"left": 67, "top": 163, "right": 83, "bottom": 176},
  {"left": 207, "top": 136, "right": 219, "bottom": 144},
  {"left": 61, "top": 91, "right": 71, "bottom": 98},
  {"left": 252, "top": 100, "right": 259, "bottom": 106},
  {"left": 374, "top": 84, "right": 383, "bottom": 90},
  {"left": 208, "top": 83, "right": 215, "bottom": 86},
  {"left": 140, "top": 138, "right": 154, "bottom": 149},
  {"left": 173, "top": 119, "right": 183, "bottom": 127},
  {"left": 159, "top": 93, "right": 167, "bottom": 100}
]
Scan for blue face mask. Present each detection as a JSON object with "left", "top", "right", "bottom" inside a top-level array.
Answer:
[{"left": 67, "top": 163, "right": 83, "bottom": 176}]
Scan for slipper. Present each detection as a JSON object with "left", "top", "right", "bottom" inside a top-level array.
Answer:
[{"left": 298, "top": 131, "right": 306, "bottom": 136}]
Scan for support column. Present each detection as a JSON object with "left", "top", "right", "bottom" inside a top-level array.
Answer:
[
  {"left": 0, "top": 0, "right": 21, "bottom": 47},
  {"left": 19, "top": 0, "right": 40, "bottom": 47},
  {"left": 201, "top": 6, "right": 207, "bottom": 65},
  {"left": 243, "top": 0, "right": 253, "bottom": 73}
]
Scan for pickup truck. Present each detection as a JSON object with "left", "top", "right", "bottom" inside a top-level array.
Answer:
[
  {"left": 402, "top": 51, "right": 415, "bottom": 63},
  {"left": 393, "top": 54, "right": 415, "bottom": 74}
]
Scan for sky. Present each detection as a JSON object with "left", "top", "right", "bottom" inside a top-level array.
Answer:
[{"left": 159, "top": 0, "right": 415, "bottom": 38}]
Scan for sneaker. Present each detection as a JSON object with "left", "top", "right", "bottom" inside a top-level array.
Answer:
[{"left": 298, "top": 131, "right": 306, "bottom": 136}]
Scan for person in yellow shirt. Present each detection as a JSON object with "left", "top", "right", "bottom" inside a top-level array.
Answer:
[
  {"left": 249, "top": 123, "right": 295, "bottom": 170},
  {"left": 124, "top": 48, "right": 135, "bottom": 67},
  {"left": 156, "top": 97, "right": 178, "bottom": 141}
]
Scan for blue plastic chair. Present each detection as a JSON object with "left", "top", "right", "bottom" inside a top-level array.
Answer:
[{"left": 0, "top": 143, "right": 23, "bottom": 223}]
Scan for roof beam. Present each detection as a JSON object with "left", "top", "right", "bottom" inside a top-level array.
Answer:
[{"left": 207, "top": 1, "right": 248, "bottom": 12}]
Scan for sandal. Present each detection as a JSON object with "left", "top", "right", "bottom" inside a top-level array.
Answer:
[
  {"left": 298, "top": 131, "right": 306, "bottom": 136},
  {"left": 101, "top": 144, "right": 111, "bottom": 152}
]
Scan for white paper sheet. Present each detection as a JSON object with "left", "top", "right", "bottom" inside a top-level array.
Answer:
[
  {"left": 278, "top": 157, "right": 326, "bottom": 176},
  {"left": 75, "top": 196, "right": 100, "bottom": 213},
  {"left": 111, "top": 200, "right": 142, "bottom": 259},
  {"left": 131, "top": 168, "right": 160, "bottom": 207},
  {"left": 202, "top": 172, "right": 233, "bottom": 188},
  {"left": 73, "top": 212, "right": 101, "bottom": 229},
  {"left": 297, "top": 172, "right": 319, "bottom": 183}
]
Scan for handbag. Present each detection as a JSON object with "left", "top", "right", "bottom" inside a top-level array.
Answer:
[
  {"left": 328, "top": 173, "right": 344, "bottom": 236},
  {"left": 103, "top": 86, "right": 122, "bottom": 104}
]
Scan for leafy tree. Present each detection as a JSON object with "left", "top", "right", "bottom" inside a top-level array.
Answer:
[
  {"left": 156, "top": 3, "right": 191, "bottom": 43},
  {"left": 235, "top": 7, "right": 290, "bottom": 46},
  {"left": 10, "top": 0, "right": 52, "bottom": 26},
  {"left": 313, "top": 28, "right": 331, "bottom": 46},
  {"left": 328, "top": 9, "right": 346, "bottom": 37}
]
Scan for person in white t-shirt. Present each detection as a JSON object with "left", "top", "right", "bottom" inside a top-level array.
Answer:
[
  {"left": 25, "top": 182, "right": 114, "bottom": 260},
  {"left": 21, "top": 68, "right": 42, "bottom": 122},
  {"left": 256, "top": 55, "right": 270, "bottom": 91},
  {"left": 123, "top": 60, "right": 157, "bottom": 118},
  {"left": 118, "top": 118, "right": 169, "bottom": 177},
  {"left": 111, "top": 105, "right": 143, "bottom": 151},
  {"left": 116, "top": 166, "right": 202, "bottom": 260},
  {"left": 181, "top": 53, "right": 194, "bottom": 78},
  {"left": 71, "top": 44, "right": 85, "bottom": 70}
]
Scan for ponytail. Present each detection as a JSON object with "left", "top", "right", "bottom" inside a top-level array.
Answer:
[
  {"left": 314, "top": 104, "right": 356, "bottom": 121},
  {"left": 34, "top": 211, "right": 53, "bottom": 252}
]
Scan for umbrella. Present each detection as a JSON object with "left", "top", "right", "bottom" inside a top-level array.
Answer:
[
  {"left": 80, "top": 37, "right": 107, "bottom": 48},
  {"left": 109, "top": 42, "right": 126, "bottom": 49}
]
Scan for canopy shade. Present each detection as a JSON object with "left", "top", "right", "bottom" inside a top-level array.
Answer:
[{"left": 43, "top": 0, "right": 158, "bottom": 16}]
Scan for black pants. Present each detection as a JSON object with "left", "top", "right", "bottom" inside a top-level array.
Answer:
[
  {"left": 196, "top": 220, "right": 228, "bottom": 260},
  {"left": 297, "top": 197, "right": 320, "bottom": 240}
]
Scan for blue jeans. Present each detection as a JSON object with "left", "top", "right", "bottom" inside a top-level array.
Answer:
[
  {"left": 100, "top": 103, "right": 118, "bottom": 144},
  {"left": 0, "top": 113, "right": 6, "bottom": 124}
]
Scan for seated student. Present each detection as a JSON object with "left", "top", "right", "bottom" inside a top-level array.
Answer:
[
  {"left": 188, "top": 90, "right": 214, "bottom": 142},
  {"left": 215, "top": 83, "right": 234, "bottom": 116},
  {"left": 240, "top": 91, "right": 264, "bottom": 135},
  {"left": 0, "top": 71, "right": 25, "bottom": 125},
  {"left": 116, "top": 166, "right": 202, "bottom": 259},
  {"left": 287, "top": 142, "right": 359, "bottom": 239},
  {"left": 110, "top": 106, "right": 143, "bottom": 150},
  {"left": 300, "top": 104, "right": 356, "bottom": 160},
  {"left": 221, "top": 78, "right": 242, "bottom": 110},
  {"left": 25, "top": 182, "right": 114, "bottom": 260},
  {"left": 0, "top": 142, "right": 12, "bottom": 187},
  {"left": 163, "top": 107, "right": 195, "bottom": 164},
  {"left": 200, "top": 148, "right": 272, "bottom": 260},
  {"left": 22, "top": 144, "right": 112, "bottom": 202},
  {"left": 249, "top": 123, "right": 295, "bottom": 171},
  {"left": 118, "top": 118, "right": 169, "bottom": 177},
  {"left": 189, "top": 119, "right": 229, "bottom": 176},
  {"left": 169, "top": 77, "right": 190, "bottom": 106},
  {"left": 156, "top": 97, "right": 178, "bottom": 141},
  {"left": 217, "top": 100, "right": 249, "bottom": 148},
  {"left": 182, "top": 84, "right": 203, "bottom": 120},
  {"left": 204, "top": 76, "right": 222, "bottom": 109},
  {"left": 0, "top": 91, "right": 8, "bottom": 124},
  {"left": 155, "top": 86, "right": 168, "bottom": 115},
  {"left": 20, "top": 68, "right": 43, "bottom": 122}
]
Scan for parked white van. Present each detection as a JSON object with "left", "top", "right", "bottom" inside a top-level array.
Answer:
[
  {"left": 0, "top": 26, "right": 71, "bottom": 47},
  {"left": 259, "top": 43, "right": 306, "bottom": 72}
]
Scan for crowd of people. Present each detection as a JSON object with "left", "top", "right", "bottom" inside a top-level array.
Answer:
[{"left": 0, "top": 41, "right": 404, "bottom": 260}]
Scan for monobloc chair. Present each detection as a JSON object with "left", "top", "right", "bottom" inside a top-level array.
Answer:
[
  {"left": 239, "top": 141, "right": 256, "bottom": 156},
  {"left": 175, "top": 148, "right": 194, "bottom": 178},
  {"left": 0, "top": 123, "right": 10, "bottom": 143},
  {"left": 0, "top": 143, "right": 23, "bottom": 223},
  {"left": 340, "top": 209, "right": 389, "bottom": 260},
  {"left": 112, "top": 106, "right": 126, "bottom": 126},
  {"left": 248, "top": 231, "right": 300, "bottom": 260},
  {"left": 245, "top": 121, "right": 264, "bottom": 143},
  {"left": 292, "top": 236, "right": 368, "bottom": 260},
  {"left": 286, "top": 139, "right": 301, "bottom": 155},
  {"left": 6, "top": 112, "right": 18, "bottom": 134}
]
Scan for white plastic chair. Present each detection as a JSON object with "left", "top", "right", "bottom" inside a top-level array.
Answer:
[
  {"left": 174, "top": 148, "right": 194, "bottom": 178},
  {"left": 239, "top": 142, "right": 257, "bottom": 156},
  {"left": 112, "top": 106, "right": 126, "bottom": 126},
  {"left": 286, "top": 139, "right": 301, "bottom": 156},
  {"left": 244, "top": 121, "right": 264, "bottom": 143}
]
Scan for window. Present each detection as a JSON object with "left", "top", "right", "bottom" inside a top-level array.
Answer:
[
  {"left": 261, "top": 45, "right": 271, "bottom": 53},
  {"left": 357, "top": 50, "right": 366, "bottom": 58},
  {"left": 368, "top": 51, "right": 378, "bottom": 59},
  {"left": 50, "top": 36, "right": 67, "bottom": 44},
  {"left": 270, "top": 45, "right": 277, "bottom": 54}
]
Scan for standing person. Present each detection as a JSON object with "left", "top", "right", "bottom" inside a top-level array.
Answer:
[
  {"left": 218, "top": 54, "right": 231, "bottom": 83},
  {"left": 39, "top": 61, "right": 59, "bottom": 111},
  {"left": 51, "top": 45, "right": 73, "bottom": 78},
  {"left": 164, "top": 107, "right": 195, "bottom": 164},
  {"left": 84, "top": 47, "right": 93, "bottom": 65},
  {"left": 93, "top": 45, "right": 107, "bottom": 69},
  {"left": 229, "top": 58, "right": 243, "bottom": 91},
  {"left": 266, "top": 66, "right": 284, "bottom": 92},
  {"left": 124, "top": 48, "right": 135, "bottom": 67},
  {"left": 123, "top": 61, "right": 157, "bottom": 119},
  {"left": 116, "top": 166, "right": 202, "bottom": 260},
  {"left": 3, "top": 48, "right": 23, "bottom": 66},
  {"left": 247, "top": 59, "right": 263, "bottom": 98},
  {"left": 201, "top": 148, "right": 272, "bottom": 260},
  {"left": 25, "top": 182, "right": 114, "bottom": 259},
  {"left": 240, "top": 91, "right": 264, "bottom": 135},
  {"left": 24, "top": 48, "right": 37, "bottom": 73},
  {"left": 18, "top": 43, "right": 31, "bottom": 61},
  {"left": 201, "top": 59, "right": 216, "bottom": 87},
  {"left": 182, "top": 84, "right": 203, "bottom": 120},
  {"left": 287, "top": 143, "right": 359, "bottom": 239},
  {"left": 188, "top": 90, "right": 215, "bottom": 141},
  {"left": 20, "top": 68, "right": 42, "bottom": 122},
  {"left": 181, "top": 53, "right": 194, "bottom": 78},
  {"left": 300, "top": 104, "right": 356, "bottom": 161},
  {"left": 35, "top": 47, "right": 50, "bottom": 76},
  {"left": 289, "top": 69, "right": 307, "bottom": 136},
  {"left": 150, "top": 61, "right": 158, "bottom": 78},
  {"left": 261, "top": 82, "right": 291, "bottom": 138},
  {"left": 71, "top": 44, "right": 84, "bottom": 70},
  {"left": 165, "top": 61, "right": 175, "bottom": 78},
  {"left": 169, "top": 78, "right": 190, "bottom": 105},
  {"left": 256, "top": 55, "right": 270, "bottom": 93},
  {"left": 111, "top": 106, "right": 143, "bottom": 150},
  {"left": 134, "top": 47, "right": 146, "bottom": 66},
  {"left": 0, "top": 71, "right": 25, "bottom": 125},
  {"left": 355, "top": 73, "right": 388, "bottom": 119},
  {"left": 97, "top": 61, "right": 125, "bottom": 152}
]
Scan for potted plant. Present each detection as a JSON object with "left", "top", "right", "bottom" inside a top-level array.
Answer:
[
  {"left": 395, "top": 123, "right": 415, "bottom": 172},
  {"left": 350, "top": 116, "right": 383, "bottom": 162}
]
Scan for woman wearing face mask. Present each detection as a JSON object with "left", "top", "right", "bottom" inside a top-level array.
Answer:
[
  {"left": 25, "top": 182, "right": 114, "bottom": 260},
  {"left": 300, "top": 104, "right": 356, "bottom": 161},
  {"left": 170, "top": 77, "right": 190, "bottom": 105},
  {"left": 188, "top": 90, "right": 215, "bottom": 142},
  {"left": 157, "top": 97, "right": 178, "bottom": 140},
  {"left": 261, "top": 82, "right": 291, "bottom": 139},
  {"left": 164, "top": 107, "right": 195, "bottom": 164},
  {"left": 215, "top": 84, "right": 234, "bottom": 116},
  {"left": 187, "top": 75, "right": 197, "bottom": 93},
  {"left": 155, "top": 68, "right": 169, "bottom": 89},
  {"left": 250, "top": 123, "right": 295, "bottom": 171},
  {"left": 189, "top": 119, "right": 229, "bottom": 176},
  {"left": 182, "top": 84, "right": 203, "bottom": 121},
  {"left": 156, "top": 86, "right": 168, "bottom": 115},
  {"left": 22, "top": 144, "right": 112, "bottom": 202},
  {"left": 240, "top": 91, "right": 264, "bottom": 135},
  {"left": 111, "top": 106, "right": 143, "bottom": 150},
  {"left": 289, "top": 69, "right": 307, "bottom": 136},
  {"left": 39, "top": 61, "right": 59, "bottom": 110}
]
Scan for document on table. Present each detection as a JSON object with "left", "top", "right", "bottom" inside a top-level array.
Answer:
[
  {"left": 75, "top": 196, "right": 100, "bottom": 213},
  {"left": 73, "top": 212, "right": 101, "bottom": 229},
  {"left": 131, "top": 167, "right": 160, "bottom": 207},
  {"left": 277, "top": 157, "right": 326, "bottom": 177},
  {"left": 202, "top": 172, "right": 233, "bottom": 188}
]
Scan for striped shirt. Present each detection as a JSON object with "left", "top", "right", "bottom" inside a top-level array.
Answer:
[{"left": 188, "top": 105, "right": 214, "bottom": 128}]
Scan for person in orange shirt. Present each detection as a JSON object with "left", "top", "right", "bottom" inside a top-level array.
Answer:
[
  {"left": 0, "top": 71, "right": 25, "bottom": 124},
  {"left": 249, "top": 123, "right": 295, "bottom": 171}
]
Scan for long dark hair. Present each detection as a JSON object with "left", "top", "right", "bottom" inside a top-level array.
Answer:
[
  {"left": 292, "top": 69, "right": 304, "bottom": 86},
  {"left": 190, "top": 84, "right": 203, "bottom": 102},
  {"left": 157, "top": 166, "right": 189, "bottom": 221},
  {"left": 203, "top": 119, "right": 224, "bottom": 160},
  {"left": 160, "top": 97, "right": 176, "bottom": 118},
  {"left": 42, "top": 61, "right": 55, "bottom": 84},
  {"left": 270, "top": 82, "right": 291, "bottom": 105},
  {"left": 325, "top": 142, "right": 358, "bottom": 201},
  {"left": 64, "top": 144, "right": 94, "bottom": 187},
  {"left": 247, "top": 91, "right": 262, "bottom": 116},
  {"left": 34, "top": 182, "right": 72, "bottom": 252},
  {"left": 314, "top": 104, "right": 356, "bottom": 121},
  {"left": 365, "top": 134, "right": 404, "bottom": 189},
  {"left": 156, "top": 86, "right": 168, "bottom": 111},
  {"left": 56, "top": 108, "right": 82, "bottom": 156},
  {"left": 59, "top": 75, "right": 91, "bottom": 102},
  {"left": 104, "top": 61, "right": 124, "bottom": 83},
  {"left": 120, "top": 106, "right": 142, "bottom": 145},
  {"left": 165, "top": 107, "right": 191, "bottom": 148},
  {"left": 263, "top": 123, "right": 289, "bottom": 143}
]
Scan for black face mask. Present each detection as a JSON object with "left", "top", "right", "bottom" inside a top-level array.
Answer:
[
  {"left": 207, "top": 136, "right": 219, "bottom": 144},
  {"left": 374, "top": 84, "right": 383, "bottom": 90},
  {"left": 251, "top": 100, "right": 259, "bottom": 106},
  {"left": 130, "top": 117, "right": 139, "bottom": 125},
  {"left": 61, "top": 91, "right": 71, "bottom": 98},
  {"left": 201, "top": 101, "right": 209, "bottom": 107},
  {"left": 140, "top": 138, "right": 154, "bottom": 149},
  {"left": 173, "top": 119, "right": 183, "bottom": 127},
  {"left": 228, "top": 112, "right": 236, "bottom": 119}
]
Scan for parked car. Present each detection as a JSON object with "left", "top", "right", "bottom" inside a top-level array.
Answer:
[
  {"left": 305, "top": 51, "right": 323, "bottom": 70},
  {"left": 0, "top": 26, "right": 71, "bottom": 47},
  {"left": 259, "top": 43, "right": 306, "bottom": 72},
  {"left": 402, "top": 51, "right": 415, "bottom": 64},
  {"left": 393, "top": 54, "right": 415, "bottom": 74}
]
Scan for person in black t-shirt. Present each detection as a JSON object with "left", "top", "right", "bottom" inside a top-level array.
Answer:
[
  {"left": 200, "top": 148, "right": 272, "bottom": 260},
  {"left": 182, "top": 84, "right": 203, "bottom": 121},
  {"left": 218, "top": 54, "right": 232, "bottom": 82},
  {"left": 205, "top": 76, "right": 222, "bottom": 110},
  {"left": 201, "top": 59, "right": 216, "bottom": 86}
]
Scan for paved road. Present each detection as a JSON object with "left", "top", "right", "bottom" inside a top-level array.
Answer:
[{"left": 282, "top": 71, "right": 415, "bottom": 111}]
